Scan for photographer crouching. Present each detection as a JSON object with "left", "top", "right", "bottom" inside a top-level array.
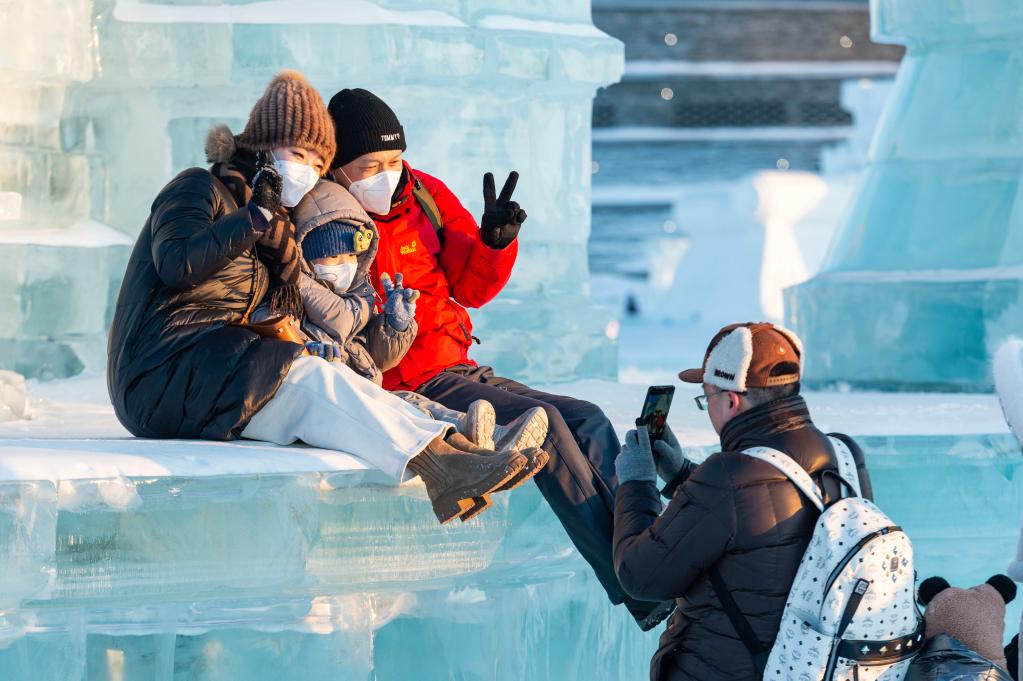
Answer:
[{"left": 612, "top": 322, "right": 873, "bottom": 681}]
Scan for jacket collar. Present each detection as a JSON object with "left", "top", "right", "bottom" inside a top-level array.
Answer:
[{"left": 719, "top": 394, "right": 813, "bottom": 452}]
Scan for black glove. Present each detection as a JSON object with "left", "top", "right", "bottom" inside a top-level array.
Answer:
[
  {"left": 250, "top": 164, "right": 283, "bottom": 220},
  {"left": 480, "top": 171, "right": 527, "bottom": 250}
]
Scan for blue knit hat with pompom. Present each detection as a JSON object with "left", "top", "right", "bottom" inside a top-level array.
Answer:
[{"left": 302, "top": 220, "right": 359, "bottom": 260}]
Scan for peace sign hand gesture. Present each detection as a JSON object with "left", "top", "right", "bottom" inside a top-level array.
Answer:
[
  {"left": 380, "top": 272, "right": 420, "bottom": 332},
  {"left": 480, "top": 171, "right": 527, "bottom": 250}
]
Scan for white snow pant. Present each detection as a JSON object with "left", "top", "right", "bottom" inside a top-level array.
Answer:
[{"left": 241, "top": 356, "right": 449, "bottom": 482}]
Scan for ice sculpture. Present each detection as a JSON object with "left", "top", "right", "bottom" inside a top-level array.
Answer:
[
  {"left": 1, "top": 0, "right": 623, "bottom": 383},
  {"left": 787, "top": 0, "right": 1023, "bottom": 390},
  {"left": 0, "top": 444, "right": 658, "bottom": 681},
  {"left": 0, "top": 426, "right": 1019, "bottom": 680}
]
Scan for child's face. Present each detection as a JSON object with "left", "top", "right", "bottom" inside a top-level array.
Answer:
[{"left": 312, "top": 253, "right": 358, "bottom": 267}]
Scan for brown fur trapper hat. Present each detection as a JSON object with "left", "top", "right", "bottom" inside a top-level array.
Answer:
[{"left": 236, "top": 70, "right": 336, "bottom": 169}]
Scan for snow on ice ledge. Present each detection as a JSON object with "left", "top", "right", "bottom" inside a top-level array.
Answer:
[
  {"left": 0, "top": 375, "right": 1020, "bottom": 679},
  {"left": 113, "top": 0, "right": 611, "bottom": 38}
]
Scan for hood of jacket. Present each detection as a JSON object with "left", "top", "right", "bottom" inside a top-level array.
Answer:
[{"left": 292, "top": 179, "right": 379, "bottom": 286}]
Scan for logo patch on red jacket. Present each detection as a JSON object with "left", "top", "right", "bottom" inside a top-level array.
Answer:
[{"left": 400, "top": 240, "right": 417, "bottom": 255}]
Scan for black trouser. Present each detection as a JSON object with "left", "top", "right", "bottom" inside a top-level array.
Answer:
[{"left": 417, "top": 365, "right": 659, "bottom": 616}]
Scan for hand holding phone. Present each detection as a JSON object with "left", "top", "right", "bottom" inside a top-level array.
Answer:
[{"left": 637, "top": 385, "right": 675, "bottom": 442}]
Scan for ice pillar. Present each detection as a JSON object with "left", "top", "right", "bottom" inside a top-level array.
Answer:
[
  {"left": 1, "top": 0, "right": 623, "bottom": 382},
  {"left": 786, "top": 0, "right": 1023, "bottom": 390}
]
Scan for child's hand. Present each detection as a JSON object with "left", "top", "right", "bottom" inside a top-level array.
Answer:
[
  {"left": 380, "top": 272, "right": 420, "bottom": 332},
  {"left": 304, "top": 341, "right": 344, "bottom": 362}
]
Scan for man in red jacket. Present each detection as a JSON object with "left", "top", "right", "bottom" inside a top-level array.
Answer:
[{"left": 326, "top": 89, "right": 672, "bottom": 629}]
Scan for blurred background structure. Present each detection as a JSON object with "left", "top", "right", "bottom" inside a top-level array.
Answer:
[{"left": 587, "top": 0, "right": 905, "bottom": 384}]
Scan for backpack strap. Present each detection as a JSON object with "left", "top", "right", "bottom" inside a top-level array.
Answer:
[
  {"left": 741, "top": 447, "right": 825, "bottom": 512},
  {"left": 411, "top": 177, "right": 444, "bottom": 237},
  {"left": 827, "top": 435, "right": 862, "bottom": 498},
  {"left": 708, "top": 567, "right": 769, "bottom": 679}
]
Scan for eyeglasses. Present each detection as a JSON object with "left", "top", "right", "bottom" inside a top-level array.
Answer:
[{"left": 694, "top": 390, "right": 725, "bottom": 411}]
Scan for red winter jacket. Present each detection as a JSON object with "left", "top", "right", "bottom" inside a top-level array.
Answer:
[{"left": 369, "top": 162, "right": 518, "bottom": 391}]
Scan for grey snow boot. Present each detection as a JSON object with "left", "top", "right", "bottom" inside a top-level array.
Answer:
[
  {"left": 493, "top": 406, "right": 549, "bottom": 452},
  {"left": 394, "top": 393, "right": 497, "bottom": 448},
  {"left": 407, "top": 437, "right": 526, "bottom": 524}
]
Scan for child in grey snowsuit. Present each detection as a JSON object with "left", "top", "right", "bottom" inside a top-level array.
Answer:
[
  {"left": 263, "top": 179, "right": 550, "bottom": 520},
  {"left": 290, "top": 179, "right": 418, "bottom": 385}
]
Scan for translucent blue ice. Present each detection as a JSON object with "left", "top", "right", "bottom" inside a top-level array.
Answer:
[
  {"left": 0, "top": 432, "right": 1018, "bottom": 680},
  {"left": 788, "top": 0, "right": 1023, "bottom": 390}
]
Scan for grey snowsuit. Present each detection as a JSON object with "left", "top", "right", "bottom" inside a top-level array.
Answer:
[{"left": 255, "top": 180, "right": 416, "bottom": 385}]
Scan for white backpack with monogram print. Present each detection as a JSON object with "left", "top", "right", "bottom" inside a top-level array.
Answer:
[{"left": 711, "top": 437, "right": 924, "bottom": 681}]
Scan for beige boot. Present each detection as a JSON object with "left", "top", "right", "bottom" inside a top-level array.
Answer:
[
  {"left": 445, "top": 433, "right": 550, "bottom": 522},
  {"left": 407, "top": 437, "right": 526, "bottom": 524}
]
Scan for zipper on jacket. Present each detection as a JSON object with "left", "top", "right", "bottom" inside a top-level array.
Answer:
[{"left": 459, "top": 323, "right": 480, "bottom": 345}]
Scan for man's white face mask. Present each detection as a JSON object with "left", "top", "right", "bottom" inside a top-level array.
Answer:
[
  {"left": 271, "top": 151, "right": 320, "bottom": 207},
  {"left": 343, "top": 169, "right": 402, "bottom": 215}
]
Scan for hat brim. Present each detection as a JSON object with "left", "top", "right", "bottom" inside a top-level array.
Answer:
[{"left": 678, "top": 368, "right": 704, "bottom": 384}]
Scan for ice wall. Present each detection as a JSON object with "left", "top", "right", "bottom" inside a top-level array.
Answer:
[
  {"left": 0, "top": 4, "right": 133, "bottom": 379},
  {"left": 0, "top": 468, "right": 657, "bottom": 681},
  {"left": 0, "top": 0, "right": 624, "bottom": 382},
  {"left": 787, "top": 0, "right": 1023, "bottom": 390}
]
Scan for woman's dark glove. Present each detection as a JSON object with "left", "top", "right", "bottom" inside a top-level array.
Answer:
[{"left": 250, "top": 164, "right": 283, "bottom": 225}]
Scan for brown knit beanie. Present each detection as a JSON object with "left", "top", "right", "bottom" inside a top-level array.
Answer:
[{"left": 237, "top": 70, "right": 336, "bottom": 170}]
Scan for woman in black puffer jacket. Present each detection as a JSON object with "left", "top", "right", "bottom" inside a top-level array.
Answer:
[{"left": 107, "top": 71, "right": 334, "bottom": 440}]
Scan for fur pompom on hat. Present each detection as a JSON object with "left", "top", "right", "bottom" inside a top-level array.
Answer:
[
  {"left": 236, "top": 70, "right": 336, "bottom": 170},
  {"left": 204, "top": 123, "right": 238, "bottom": 164}
]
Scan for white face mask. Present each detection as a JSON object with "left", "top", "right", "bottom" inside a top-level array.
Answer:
[
  {"left": 344, "top": 169, "right": 403, "bottom": 215},
  {"left": 271, "top": 152, "right": 320, "bottom": 207},
  {"left": 312, "top": 262, "right": 358, "bottom": 292}
]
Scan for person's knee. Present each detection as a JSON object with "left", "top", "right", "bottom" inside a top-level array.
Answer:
[
  {"left": 571, "top": 399, "right": 609, "bottom": 426},
  {"left": 541, "top": 405, "right": 571, "bottom": 448}
]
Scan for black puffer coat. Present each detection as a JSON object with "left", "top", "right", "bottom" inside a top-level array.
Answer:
[
  {"left": 107, "top": 166, "right": 303, "bottom": 439},
  {"left": 613, "top": 395, "right": 873, "bottom": 681},
  {"left": 905, "top": 634, "right": 1014, "bottom": 681}
]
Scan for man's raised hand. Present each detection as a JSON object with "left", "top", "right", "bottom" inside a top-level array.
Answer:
[{"left": 480, "top": 171, "right": 527, "bottom": 250}]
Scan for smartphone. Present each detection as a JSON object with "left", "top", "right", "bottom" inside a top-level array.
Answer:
[{"left": 637, "top": 385, "right": 675, "bottom": 442}]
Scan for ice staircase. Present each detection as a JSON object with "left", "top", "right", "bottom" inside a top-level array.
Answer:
[{"left": 588, "top": 0, "right": 903, "bottom": 283}]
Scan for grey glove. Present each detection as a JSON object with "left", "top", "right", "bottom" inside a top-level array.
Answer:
[
  {"left": 616, "top": 427, "right": 657, "bottom": 485},
  {"left": 380, "top": 272, "right": 420, "bottom": 331},
  {"left": 652, "top": 423, "right": 687, "bottom": 484},
  {"left": 304, "top": 342, "right": 344, "bottom": 362}
]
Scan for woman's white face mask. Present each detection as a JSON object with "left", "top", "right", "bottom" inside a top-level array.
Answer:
[
  {"left": 312, "top": 262, "right": 358, "bottom": 292},
  {"left": 271, "top": 151, "right": 320, "bottom": 207},
  {"left": 343, "top": 169, "right": 403, "bottom": 215}
]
